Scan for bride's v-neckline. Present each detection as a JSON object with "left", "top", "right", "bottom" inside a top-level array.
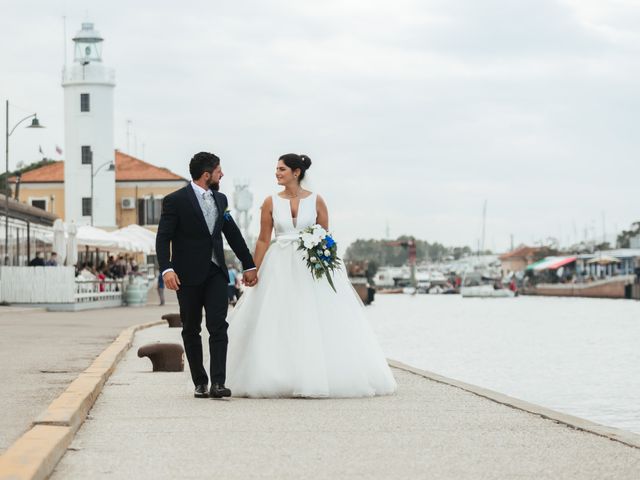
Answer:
[{"left": 277, "top": 193, "right": 314, "bottom": 229}]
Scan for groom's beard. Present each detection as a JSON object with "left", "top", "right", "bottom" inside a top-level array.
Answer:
[{"left": 210, "top": 182, "right": 220, "bottom": 191}]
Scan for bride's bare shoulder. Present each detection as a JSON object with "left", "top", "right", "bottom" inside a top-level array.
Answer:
[{"left": 262, "top": 195, "right": 274, "bottom": 208}]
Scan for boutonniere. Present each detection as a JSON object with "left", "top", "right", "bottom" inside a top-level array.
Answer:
[{"left": 223, "top": 208, "right": 233, "bottom": 222}]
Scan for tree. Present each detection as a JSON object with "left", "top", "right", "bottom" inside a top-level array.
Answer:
[
  {"left": 344, "top": 236, "right": 474, "bottom": 266},
  {"left": 617, "top": 222, "right": 640, "bottom": 248}
]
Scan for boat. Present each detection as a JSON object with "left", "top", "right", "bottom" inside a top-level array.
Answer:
[
  {"left": 460, "top": 271, "right": 515, "bottom": 298},
  {"left": 460, "top": 284, "right": 515, "bottom": 298}
]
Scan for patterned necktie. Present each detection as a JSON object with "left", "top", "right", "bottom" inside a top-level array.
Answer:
[{"left": 201, "top": 192, "right": 219, "bottom": 266}]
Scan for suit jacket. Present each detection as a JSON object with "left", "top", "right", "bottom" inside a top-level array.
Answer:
[{"left": 155, "top": 185, "right": 255, "bottom": 286}]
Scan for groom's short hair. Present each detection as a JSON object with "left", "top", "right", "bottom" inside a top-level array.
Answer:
[{"left": 189, "top": 152, "right": 220, "bottom": 180}]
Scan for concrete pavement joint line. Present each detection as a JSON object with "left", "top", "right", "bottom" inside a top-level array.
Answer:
[
  {"left": 0, "top": 319, "right": 164, "bottom": 480},
  {"left": 388, "top": 359, "right": 640, "bottom": 450}
]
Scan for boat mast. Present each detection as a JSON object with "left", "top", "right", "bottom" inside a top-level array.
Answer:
[{"left": 481, "top": 199, "right": 487, "bottom": 254}]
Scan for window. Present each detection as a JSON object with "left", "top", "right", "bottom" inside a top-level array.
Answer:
[
  {"left": 30, "top": 199, "right": 46, "bottom": 211},
  {"left": 82, "top": 197, "right": 92, "bottom": 217},
  {"left": 80, "top": 93, "right": 90, "bottom": 112},
  {"left": 137, "top": 197, "right": 162, "bottom": 225},
  {"left": 81, "top": 146, "right": 92, "bottom": 165}
]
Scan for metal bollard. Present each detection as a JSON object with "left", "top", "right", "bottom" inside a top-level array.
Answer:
[
  {"left": 161, "top": 313, "right": 182, "bottom": 328},
  {"left": 137, "top": 343, "right": 185, "bottom": 372}
]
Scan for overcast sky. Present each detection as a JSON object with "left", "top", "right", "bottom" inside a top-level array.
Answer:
[{"left": 1, "top": 0, "right": 639, "bottom": 252}]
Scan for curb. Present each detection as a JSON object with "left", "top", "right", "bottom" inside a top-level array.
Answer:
[
  {"left": 0, "top": 320, "right": 165, "bottom": 480},
  {"left": 388, "top": 359, "right": 640, "bottom": 450}
]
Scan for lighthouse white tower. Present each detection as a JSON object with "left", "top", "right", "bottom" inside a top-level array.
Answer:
[{"left": 62, "top": 22, "right": 116, "bottom": 227}]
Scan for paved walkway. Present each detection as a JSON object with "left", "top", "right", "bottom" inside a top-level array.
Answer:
[
  {"left": 52, "top": 325, "right": 640, "bottom": 479},
  {"left": 0, "top": 288, "right": 177, "bottom": 454}
]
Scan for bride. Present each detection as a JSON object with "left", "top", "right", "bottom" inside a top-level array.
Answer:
[{"left": 227, "top": 153, "right": 397, "bottom": 398}]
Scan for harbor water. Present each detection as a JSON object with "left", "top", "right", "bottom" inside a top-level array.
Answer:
[{"left": 366, "top": 294, "right": 640, "bottom": 434}]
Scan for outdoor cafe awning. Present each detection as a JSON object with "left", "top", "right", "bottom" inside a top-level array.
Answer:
[{"left": 526, "top": 256, "right": 577, "bottom": 271}]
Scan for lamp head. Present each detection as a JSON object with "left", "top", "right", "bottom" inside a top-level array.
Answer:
[{"left": 27, "top": 116, "right": 44, "bottom": 129}]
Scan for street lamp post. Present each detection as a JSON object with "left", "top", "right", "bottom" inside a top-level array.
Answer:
[
  {"left": 90, "top": 157, "right": 115, "bottom": 226},
  {"left": 4, "top": 100, "right": 44, "bottom": 264}
]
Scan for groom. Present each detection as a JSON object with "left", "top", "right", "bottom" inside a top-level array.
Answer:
[{"left": 156, "top": 152, "right": 257, "bottom": 398}]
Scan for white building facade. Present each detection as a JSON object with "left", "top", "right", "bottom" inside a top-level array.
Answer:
[{"left": 62, "top": 22, "right": 116, "bottom": 227}]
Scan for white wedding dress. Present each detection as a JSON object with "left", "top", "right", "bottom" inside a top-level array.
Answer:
[{"left": 227, "top": 192, "right": 397, "bottom": 398}]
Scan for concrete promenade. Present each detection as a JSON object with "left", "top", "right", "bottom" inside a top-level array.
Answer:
[
  {"left": 0, "top": 289, "right": 176, "bottom": 455},
  {"left": 51, "top": 324, "right": 640, "bottom": 479}
]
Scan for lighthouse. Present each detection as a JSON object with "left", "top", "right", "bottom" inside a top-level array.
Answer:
[{"left": 62, "top": 22, "right": 116, "bottom": 227}]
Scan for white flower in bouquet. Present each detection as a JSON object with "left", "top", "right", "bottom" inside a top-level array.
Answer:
[
  {"left": 310, "top": 256, "right": 317, "bottom": 263},
  {"left": 301, "top": 232, "right": 317, "bottom": 249},
  {"left": 312, "top": 225, "right": 326, "bottom": 236},
  {"left": 312, "top": 226, "right": 326, "bottom": 243},
  {"left": 323, "top": 249, "right": 330, "bottom": 256}
]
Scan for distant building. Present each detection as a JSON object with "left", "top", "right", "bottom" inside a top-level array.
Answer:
[
  {"left": 499, "top": 245, "right": 545, "bottom": 275},
  {"left": 9, "top": 151, "right": 187, "bottom": 230}
]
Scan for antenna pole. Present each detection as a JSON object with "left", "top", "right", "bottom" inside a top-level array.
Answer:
[
  {"left": 63, "top": 16, "right": 67, "bottom": 67},
  {"left": 481, "top": 199, "right": 487, "bottom": 253}
]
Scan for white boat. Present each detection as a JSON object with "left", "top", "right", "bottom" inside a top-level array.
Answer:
[
  {"left": 460, "top": 271, "right": 515, "bottom": 298},
  {"left": 460, "top": 284, "right": 515, "bottom": 298}
]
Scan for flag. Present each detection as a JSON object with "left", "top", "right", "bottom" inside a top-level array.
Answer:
[
  {"left": 55, "top": 145, "right": 63, "bottom": 155},
  {"left": 38, "top": 145, "right": 43, "bottom": 154}
]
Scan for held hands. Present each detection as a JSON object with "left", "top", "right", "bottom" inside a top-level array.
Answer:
[
  {"left": 243, "top": 269, "right": 258, "bottom": 287},
  {"left": 163, "top": 271, "right": 181, "bottom": 291}
]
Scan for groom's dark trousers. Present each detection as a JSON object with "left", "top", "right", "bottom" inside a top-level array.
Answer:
[{"left": 178, "top": 262, "right": 229, "bottom": 385}]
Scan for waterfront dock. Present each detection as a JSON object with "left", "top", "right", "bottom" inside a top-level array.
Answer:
[
  {"left": 2, "top": 299, "right": 640, "bottom": 479},
  {"left": 39, "top": 324, "right": 640, "bottom": 479}
]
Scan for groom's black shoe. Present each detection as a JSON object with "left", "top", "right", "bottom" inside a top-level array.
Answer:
[
  {"left": 209, "top": 383, "right": 232, "bottom": 398},
  {"left": 194, "top": 384, "right": 208, "bottom": 398}
]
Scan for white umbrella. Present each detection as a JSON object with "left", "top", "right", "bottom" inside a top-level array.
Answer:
[
  {"left": 76, "top": 225, "right": 123, "bottom": 250},
  {"left": 66, "top": 222, "right": 78, "bottom": 266},
  {"left": 112, "top": 224, "right": 156, "bottom": 254},
  {"left": 111, "top": 231, "right": 146, "bottom": 253},
  {"left": 52, "top": 219, "right": 67, "bottom": 265},
  {"left": 587, "top": 255, "right": 621, "bottom": 265}
]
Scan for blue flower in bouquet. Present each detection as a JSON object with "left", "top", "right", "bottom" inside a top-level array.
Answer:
[
  {"left": 325, "top": 236, "right": 336, "bottom": 248},
  {"left": 223, "top": 208, "right": 233, "bottom": 222}
]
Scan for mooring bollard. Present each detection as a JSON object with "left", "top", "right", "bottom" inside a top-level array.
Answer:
[
  {"left": 137, "top": 343, "right": 185, "bottom": 372},
  {"left": 161, "top": 313, "right": 182, "bottom": 328}
]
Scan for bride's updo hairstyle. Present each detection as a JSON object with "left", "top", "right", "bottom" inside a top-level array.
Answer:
[{"left": 279, "top": 153, "right": 312, "bottom": 183}]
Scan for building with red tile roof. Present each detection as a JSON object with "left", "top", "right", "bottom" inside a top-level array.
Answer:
[
  {"left": 499, "top": 245, "right": 547, "bottom": 274},
  {"left": 9, "top": 151, "right": 187, "bottom": 228}
]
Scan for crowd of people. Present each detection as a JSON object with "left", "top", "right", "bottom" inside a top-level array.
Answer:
[{"left": 75, "top": 255, "right": 140, "bottom": 280}]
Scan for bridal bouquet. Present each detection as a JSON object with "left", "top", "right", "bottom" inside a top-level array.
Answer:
[{"left": 298, "top": 224, "right": 342, "bottom": 292}]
